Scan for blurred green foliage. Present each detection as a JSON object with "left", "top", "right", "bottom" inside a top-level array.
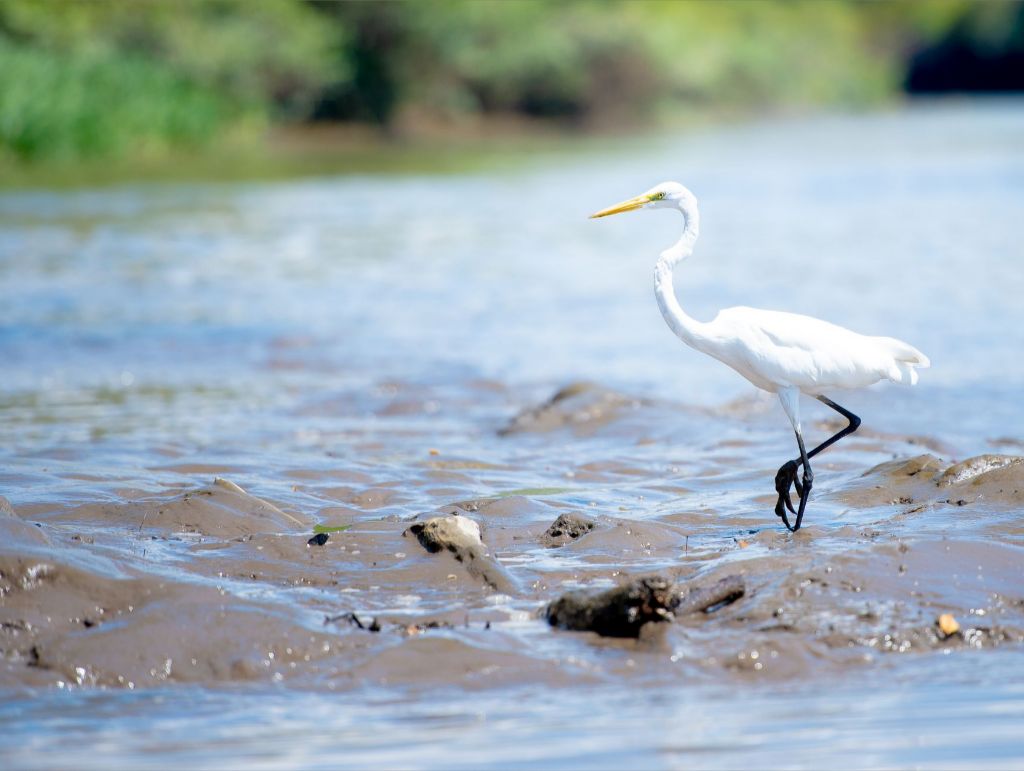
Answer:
[
  {"left": 0, "top": 0, "right": 336, "bottom": 161},
  {"left": 0, "top": 43, "right": 227, "bottom": 160},
  {"left": 0, "top": 0, "right": 1016, "bottom": 164}
]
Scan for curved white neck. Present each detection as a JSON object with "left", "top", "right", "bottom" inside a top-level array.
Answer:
[{"left": 653, "top": 200, "right": 713, "bottom": 352}]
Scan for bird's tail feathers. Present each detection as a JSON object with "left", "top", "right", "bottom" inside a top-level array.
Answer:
[
  {"left": 875, "top": 336, "right": 930, "bottom": 367},
  {"left": 889, "top": 360, "right": 919, "bottom": 385},
  {"left": 875, "top": 335, "right": 929, "bottom": 385}
]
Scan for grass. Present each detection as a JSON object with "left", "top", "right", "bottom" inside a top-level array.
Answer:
[{"left": 0, "top": 42, "right": 238, "bottom": 164}]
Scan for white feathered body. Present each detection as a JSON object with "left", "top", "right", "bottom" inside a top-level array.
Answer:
[
  {"left": 693, "top": 306, "right": 930, "bottom": 395},
  {"left": 643, "top": 183, "right": 930, "bottom": 400}
]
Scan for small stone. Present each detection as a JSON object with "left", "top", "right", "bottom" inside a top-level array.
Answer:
[
  {"left": 404, "top": 515, "right": 516, "bottom": 593},
  {"left": 307, "top": 533, "right": 330, "bottom": 546},
  {"left": 937, "top": 613, "right": 960, "bottom": 637},
  {"left": 541, "top": 512, "right": 597, "bottom": 547},
  {"left": 407, "top": 516, "right": 483, "bottom": 553}
]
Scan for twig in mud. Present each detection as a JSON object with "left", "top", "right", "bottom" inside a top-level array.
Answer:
[{"left": 325, "top": 612, "right": 380, "bottom": 632}]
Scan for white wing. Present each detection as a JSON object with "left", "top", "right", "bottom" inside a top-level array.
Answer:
[{"left": 700, "top": 307, "right": 930, "bottom": 393}]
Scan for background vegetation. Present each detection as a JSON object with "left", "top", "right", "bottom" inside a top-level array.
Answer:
[{"left": 1, "top": 0, "right": 1021, "bottom": 165}]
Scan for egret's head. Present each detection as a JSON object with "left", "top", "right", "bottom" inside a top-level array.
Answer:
[{"left": 589, "top": 181, "right": 695, "bottom": 219}]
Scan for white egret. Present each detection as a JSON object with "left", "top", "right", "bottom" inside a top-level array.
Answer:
[{"left": 590, "top": 182, "right": 929, "bottom": 531}]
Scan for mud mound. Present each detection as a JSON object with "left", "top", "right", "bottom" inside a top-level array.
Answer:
[
  {"left": 0, "top": 497, "right": 50, "bottom": 549},
  {"left": 835, "top": 453, "right": 1024, "bottom": 509},
  {"left": 0, "top": 550, "right": 170, "bottom": 673},
  {"left": 33, "top": 592, "right": 336, "bottom": 687},
  {"left": 938, "top": 455, "right": 1024, "bottom": 506},
  {"left": 834, "top": 454, "right": 946, "bottom": 508},
  {"left": 54, "top": 478, "right": 309, "bottom": 538},
  {"left": 499, "top": 382, "right": 643, "bottom": 436}
]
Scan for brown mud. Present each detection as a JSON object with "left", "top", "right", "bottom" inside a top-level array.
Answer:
[{"left": 2, "top": 383, "right": 1023, "bottom": 695}]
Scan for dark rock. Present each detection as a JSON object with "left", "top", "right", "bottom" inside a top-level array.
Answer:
[
  {"left": 541, "top": 512, "right": 597, "bottom": 547},
  {"left": 547, "top": 576, "right": 678, "bottom": 638},
  {"left": 307, "top": 532, "right": 330, "bottom": 546},
  {"left": 546, "top": 574, "right": 745, "bottom": 639}
]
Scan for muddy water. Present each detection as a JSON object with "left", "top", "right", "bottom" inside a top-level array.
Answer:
[{"left": 2, "top": 102, "right": 1024, "bottom": 768}]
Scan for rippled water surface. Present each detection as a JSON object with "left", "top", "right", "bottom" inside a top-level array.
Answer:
[{"left": 1, "top": 102, "right": 1023, "bottom": 768}]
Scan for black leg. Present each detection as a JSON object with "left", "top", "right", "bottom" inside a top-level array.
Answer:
[
  {"left": 774, "top": 432, "right": 812, "bottom": 532},
  {"left": 806, "top": 395, "right": 861, "bottom": 460},
  {"left": 791, "top": 430, "right": 812, "bottom": 532},
  {"left": 773, "top": 396, "right": 861, "bottom": 532}
]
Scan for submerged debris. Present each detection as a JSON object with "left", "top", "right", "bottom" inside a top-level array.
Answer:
[
  {"left": 326, "top": 612, "right": 381, "bottom": 633},
  {"left": 546, "top": 574, "right": 745, "bottom": 639},
  {"left": 403, "top": 620, "right": 455, "bottom": 636},
  {"left": 307, "top": 533, "right": 330, "bottom": 547},
  {"left": 541, "top": 512, "right": 597, "bottom": 548}
]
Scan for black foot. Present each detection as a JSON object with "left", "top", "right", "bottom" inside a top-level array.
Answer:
[{"left": 774, "top": 460, "right": 813, "bottom": 532}]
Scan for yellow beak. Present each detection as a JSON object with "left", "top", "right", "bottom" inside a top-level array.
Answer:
[{"left": 589, "top": 193, "right": 654, "bottom": 219}]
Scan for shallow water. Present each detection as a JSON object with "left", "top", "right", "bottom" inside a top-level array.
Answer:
[{"left": 1, "top": 101, "right": 1023, "bottom": 768}]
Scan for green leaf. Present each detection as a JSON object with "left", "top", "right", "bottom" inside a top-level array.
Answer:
[
  {"left": 499, "top": 487, "right": 574, "bottom": 497},
  {"left": 313, "top": 523, "right": 351, "bottom": 535}
]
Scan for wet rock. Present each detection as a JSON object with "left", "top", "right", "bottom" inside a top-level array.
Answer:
[
  {"left": 546, "top": 574, "right": 745, "bottom": 638},
  {"left": 937, "top": 613, "right": 961, "bottom": 638},
  {"left": 307, "top": 533, "right": 330, "bottom": 546},
  {"left": 547, "top": 576, "right": 679, "bottom": 638},
  {"left": 541, "top": 512, "right": 597, "bottom": 548},
  {"left": 404, "top": 515, "right": 516, "bottom": 593},
  {"left": 499, "top": 382, "right": 641, "bottom": 436},
  {"left": 407, "top": 515, "right": 483, "bottom": 552}
]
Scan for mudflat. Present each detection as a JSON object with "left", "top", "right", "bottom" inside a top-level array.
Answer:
[
  {"left": 3, "top": 381, "right": 1022, "bottom": 696},
  {"left": 2, "top": 103, "right": 1023, "bottom": 766}
]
